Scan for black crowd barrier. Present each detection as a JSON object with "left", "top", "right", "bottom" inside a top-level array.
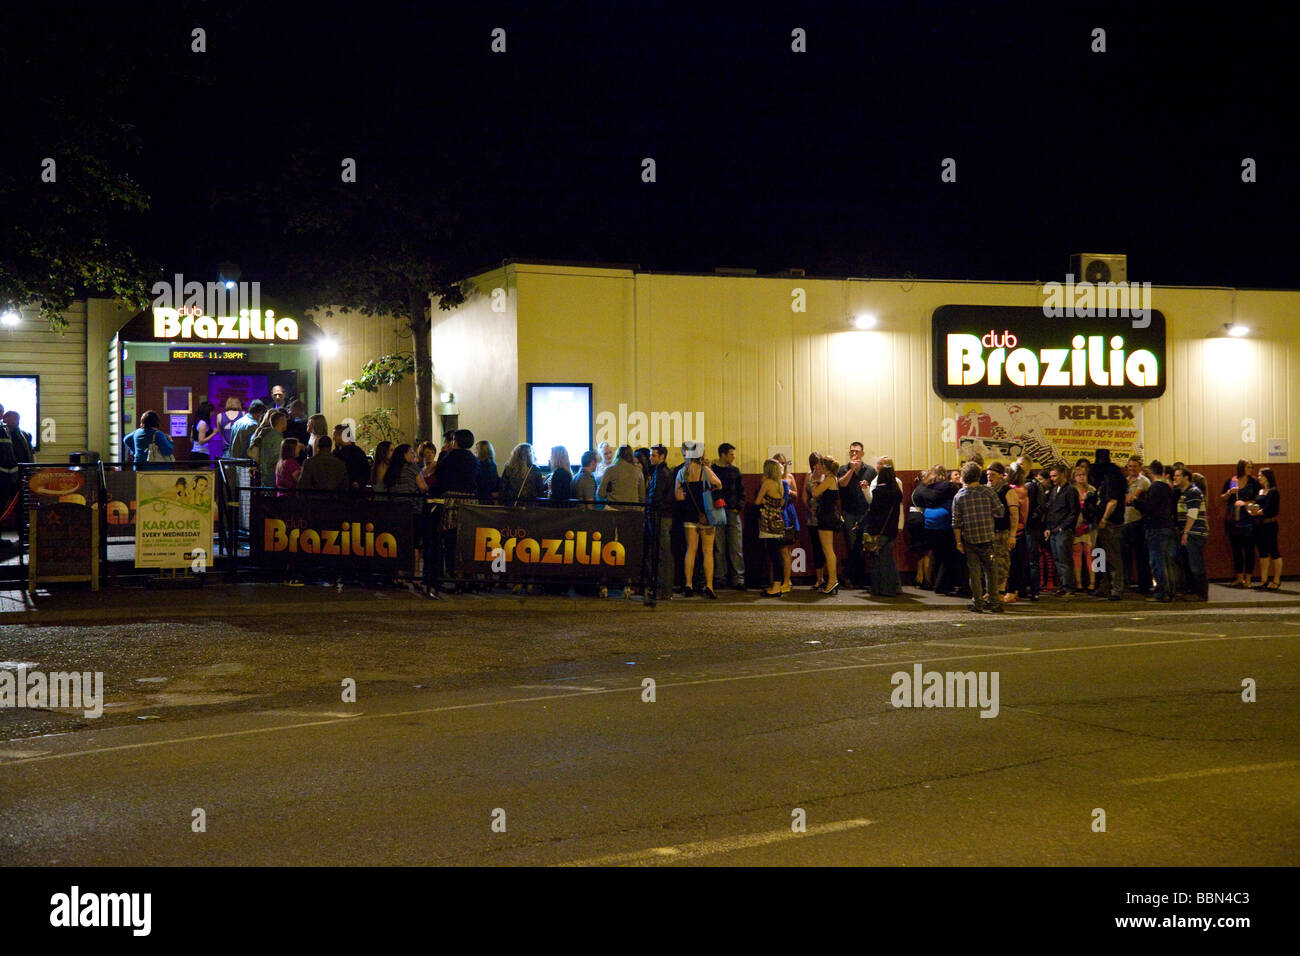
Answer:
[{"left": 3, "top": 459, "right": 681, "bottom": 602}]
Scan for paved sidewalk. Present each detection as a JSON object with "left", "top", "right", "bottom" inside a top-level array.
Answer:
[{"left": 2, "top": 579, "right": 1296, "bottom": 624}]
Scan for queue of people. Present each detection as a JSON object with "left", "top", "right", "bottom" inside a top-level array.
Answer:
[{"left": 109, "top": 405, "right": 1289, "bottom": 604}]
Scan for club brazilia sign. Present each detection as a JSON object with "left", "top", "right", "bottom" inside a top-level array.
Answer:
[{"left": 932, "top": 305, "right": 1166, "bottom": 401}]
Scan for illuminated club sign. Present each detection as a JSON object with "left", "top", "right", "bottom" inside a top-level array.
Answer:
[
  {"left": 932, "top": 305, "right": 1166, "bottom": 400},
  {"left": 153, "top": 306, "right": 299, "bottom": 342}
]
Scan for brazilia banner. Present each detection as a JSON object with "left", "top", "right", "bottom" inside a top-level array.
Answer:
[
  {"left": 455, "top": 504, "right": 643, "bottom": 580},
  {"left": 251, "top": 493, "right": 414, "bottom": 572}
]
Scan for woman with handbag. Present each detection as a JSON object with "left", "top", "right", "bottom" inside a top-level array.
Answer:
[
  {"left": 757, "top": 459, "right": 792, "bottom": 596},
  {"left": 674, "top": 442, "right": 722, "bottom": 598},
  {"left": 863, "top": 464, "right": 903, "bottom": 597},
  {"left": 123, "top": 410, "right": 175, "bottom": 468},
  {"left": 809, "top": 454, "right": 844, "bottom": 595}
]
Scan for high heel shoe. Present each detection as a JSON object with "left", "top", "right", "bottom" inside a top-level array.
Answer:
[
  {"left": 760, "top": 587, "right": 784, "bottom": 597},
  {"left": 820, "top": 581, "right": 841, "bottom": 596},
  {"left": 703, "top": 587, "right": 718, "bottom": 599},
  {"left": 780, "top": 583, "right": 792, "bottom": 594}
]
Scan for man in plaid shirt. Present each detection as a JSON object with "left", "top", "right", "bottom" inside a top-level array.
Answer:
[{"left": 952, "top": 461, "right": 1006, "bottom": 613}]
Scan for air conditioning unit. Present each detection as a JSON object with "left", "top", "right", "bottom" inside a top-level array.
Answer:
[{"left": 1070, "top": 253, "right": 1127, "bottom": 284}]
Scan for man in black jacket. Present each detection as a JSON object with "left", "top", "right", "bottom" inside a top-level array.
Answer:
[
  {"left": 647, "top": 444, "right": 675, "bottom": 599},
  {"left": 1041, "top": 464, "right": 1080, "bottom": 595},
  {"left": 1089, "top": 448, "right": 1128, "bottom": 600}
]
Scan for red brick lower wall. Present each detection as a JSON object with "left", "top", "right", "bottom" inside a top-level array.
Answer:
[{"left": 737, "top": 464, "right": 1296, "bottom": 583}]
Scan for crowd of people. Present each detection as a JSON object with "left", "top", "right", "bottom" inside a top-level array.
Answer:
[
  {"left": 110, "top": 396, "right": 1286, "bottom": 605},
  {"left": 907, "top": 451, "right": 1283, "bottom": 612}
]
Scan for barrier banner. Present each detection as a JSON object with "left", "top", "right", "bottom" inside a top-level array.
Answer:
[
  {"left": 104, "top": 468, "right": 137, "bottom": 537},
  {"left": 455, "top": 504, "right": 643, "bottom": 580},
  {"left": 251, "top": 493, "right": 414, "bottom": 571},
  {"left": 954, "top": 401, "right": 1143, "bottom": 470},
  {"left": 135, "top": 471, "right": 216, "bottom": 568}
]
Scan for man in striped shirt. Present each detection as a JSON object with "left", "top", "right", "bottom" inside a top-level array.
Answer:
[{"left": 1174, "top": 467, "right": 1209, "bottom": 601}]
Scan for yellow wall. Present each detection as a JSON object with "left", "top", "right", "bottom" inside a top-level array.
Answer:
[
  {"left": 310, "top": 307, "right": 415, "bottom": 452},
  {"left": 496, "top": 266, "right": 1300, "bottom": 473},
  {"left": 0, "top": 303, "right": 89, "bottom": 462},
  {"left": 429, "top": 266, "right": 518, "bottom": 460}
]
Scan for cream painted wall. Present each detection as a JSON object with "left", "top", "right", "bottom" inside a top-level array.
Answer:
[
  {"left": 429, "top": 266, "right": 518, "bottom": 460},
  {"left": 0, "top": 303, "right": 88, "bottom": 462},
  {"left": 310, "top": 307, "right": 415, "bottom": 452},
  {"left": 506, "top": 266, "right": 1300, "bottom": 473}
]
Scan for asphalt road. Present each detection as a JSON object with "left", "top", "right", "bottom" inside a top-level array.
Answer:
[{"left": 2, "top": 602, "right": 1295, "bottom": 866}]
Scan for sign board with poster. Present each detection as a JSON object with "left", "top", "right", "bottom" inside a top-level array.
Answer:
[
  {"left": 27, "top": 468, "right": 99, "bottom": 590},
  {"left": 134, "top": 471, "right": 215, "bottom": 569},
  {"left": 455, "top": 504, "right": 644, "bottom": 581},
  {"left": 953, "top": 402, "right": 1143, "bottom": 471}
]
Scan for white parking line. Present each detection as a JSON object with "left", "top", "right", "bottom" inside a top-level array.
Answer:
[
  {"left": 1110, "top": 627, "right": 1226, "bottom": 637},
  {"left": 556, "top": 818, "right": 874, "bottom": 866},
  {"left": 926, "top": 642, "right": 1031, "bottom": 651},
  {"left": 1117, "top": 760, "right": 1300, "bottom": 786}
]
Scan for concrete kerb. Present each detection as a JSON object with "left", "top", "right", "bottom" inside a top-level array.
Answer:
[{"left": 2, "top": 583, "right": 1297, "bottom": 626}]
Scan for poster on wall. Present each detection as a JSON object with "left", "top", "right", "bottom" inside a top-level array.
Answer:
[
  {"left": 134, "top": 471, "right": 215, "bottom": 568},
  {"left": 954, "top": 401, "right": 1143, "bottom": 470}
]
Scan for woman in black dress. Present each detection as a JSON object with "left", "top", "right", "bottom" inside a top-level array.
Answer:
[
  {"left": 547, "top": 446, "right": 573, "bottom": 504},
  {"left": 1248, "top": 467, "right": 1281, "bottom": 590},
  {"left": 864, "top": 464, "right": 903, "bottom": 596},
  {"left": 1220, "top": 459, "right": 1261, "bottom": 587},
  {"left": 809, "top": 454, "right": 844, "bottom": 595}
]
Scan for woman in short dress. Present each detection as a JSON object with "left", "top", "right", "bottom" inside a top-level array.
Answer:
[
  {"left": 757, "top": 459, "right": 791, "bottom": 596},
  {"left": 809, "top": 454, "right": 844, "bottom": 595},
  {"left": 674, "top": 448, "right": 723, "bottom": 598}
]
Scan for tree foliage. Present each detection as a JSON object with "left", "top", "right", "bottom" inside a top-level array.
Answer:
[{"left": 338, "top": 352, "right": 415, "bottom": 400}]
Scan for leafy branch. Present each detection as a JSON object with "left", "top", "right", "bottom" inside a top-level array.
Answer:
[{"left": 338, "top": 352, "right": 415, "bottom": 400}]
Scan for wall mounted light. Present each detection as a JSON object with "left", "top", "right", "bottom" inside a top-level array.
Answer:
[
  {"left": 316, "top": 336, "right": 339, "bottom": 357},
  {"left": 1223, "top": 322, "right": 1250, "bottom": 337},
  {"left": 852, "top": 313, "right": 877, "bottom": 330},
  {"left": 1, "top": 311, "right": 19, "bottom": 327}
]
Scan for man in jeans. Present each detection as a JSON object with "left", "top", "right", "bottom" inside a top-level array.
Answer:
[
  {"left": 711, "top": 443, "right": 746, "bottom": 589},
  {"left": 1173, "top": 466, "right": 1209, "bottom": 601},
  {"left": 1123, "top": 455, "right": 1151, "bottom": 594},
  {"left": 1090, "top": 448, "right": 1127, "bottom": 601},
  {"left": 647, "top": 444, "right": 676, "bottom": 600},
  {"left": 1041, "top": 464, "right": 1079, "bottom": 596},
  {"left": 1137, "top": 460, "right": 1178, "bottom": 603},
  {"left": 952, "top": 461, "right": 1006, "bottom": 613}
]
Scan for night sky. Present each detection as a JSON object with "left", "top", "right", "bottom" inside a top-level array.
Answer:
[{"left": 7, "top": 1, "right": 1299, "bottom": 291}]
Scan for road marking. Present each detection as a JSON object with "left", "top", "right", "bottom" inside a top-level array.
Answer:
[
  {"left": 1118, "top": 760, "right": 1300, "bottom": 786},
  {"left": 0, "top": 633, "right": 1282, "bottom": 768},
  {"left": 513, "top": 685, "right": 605, "bottom": 692},
  {"left": 254, "top": 710, "right": 362, "bottom": 719},
  {"left": 556, "top": 818, "right": 874, "bottom": 866},
  {"left": 926, "top": 642, "right": 1031, "bottom": 651},
  {"left": 1110, "top": 627, "right": 1226, "bottom": 637},
  {"left": 0, "top": 749, "right": 50, "bottom": 759}
]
